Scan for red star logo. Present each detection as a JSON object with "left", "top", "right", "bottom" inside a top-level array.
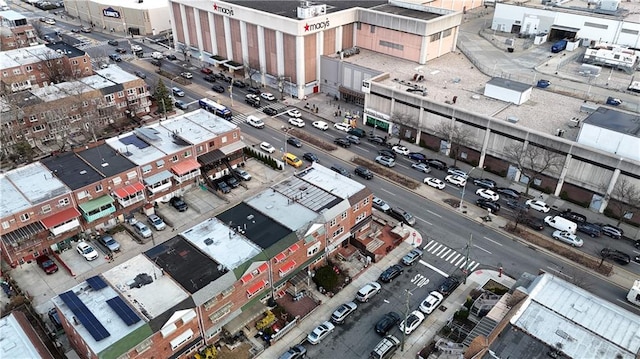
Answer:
[
  {"left": 213, "top": 3, "right": 218, "bottom": 10},
  {"left": 304, "top": 23, "right": 309, "bottom": 31}
]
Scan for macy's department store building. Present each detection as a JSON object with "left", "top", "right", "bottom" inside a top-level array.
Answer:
[{"left": 169, "top": 0, "right": 475, "bottom": 99}]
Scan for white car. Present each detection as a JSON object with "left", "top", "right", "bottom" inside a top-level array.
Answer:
[
  {"left": 288, "top": 118, "right": 305, "bottom": 127},
  {"left": 260, "top": 92, "right": 275, "bottom": 101},
  {"left": 333, "top": 122, "right": 352, "bottom": 132},
  {"left": 287, "top": 109, "right": 302, "bottom": 118},
  {"left": 312, "top": 121, "right": 328, "bottom": 130},
  {"left": 372, "top": 197, "right": 391, "bottom": 212},
  {"left": 307, "top": 321, "right": 335, "bottom": 345},
  {"left": 445, "top": 175, "right": 466, "bottom": 187},
  {"left": 44, "top": 18, "right": 56, "bottom": 25},
  {"left": 259, "top": 142, "right": 275, "bottom": 154},
  {"left": 526, "top": 199, "right": 551, "bottom": 213},
  {"left": 355, "top": 282, "right": 381, "bottom": 303},
  {"left": 76, "top": 242, "right": 99, "bottom": 261},
  {"left": 419, "top": 291, "right": 444, "bottom": 314},
  {"left": 476, "top": 189, "right": 499, "bottom": 202},
  {"left": 147, "top": 214, "right": 166, "bottom": 231},
  {"left": 392, "top": 145, "right": 410, "bottom": 156},
  {"left": 180, "top": 72, "right": 193, "bottom": 79},
  {"left": 552, "top": 230, "right": 583, "bottom": 247},
  {"left": 399, "top": 310, "right": 425, "bottom": 335},
  {"left": 447, "top": 167, "right": 468, "bottom": 178},
  {"left": 424, "top": 177, "right": 446, "bottom": 190},
  {"left": 131, "top": 44, "right": 142, "bottom": 52},
  {"left": 411, "top": 163, "right": 431, "bottom": 173}
]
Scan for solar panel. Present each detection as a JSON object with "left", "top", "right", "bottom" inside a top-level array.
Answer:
[
  {"left": 120, "top": 134, "right": 150, "bottom": 149},
  {"left": 59, "top": 291, "right": 110, "bottom": 341},
  {"left": 86, "top": 276, "right": 108, "bottom": 290},
  {"left": 107, "top": 297, "right": 141, "bottom": 326}
]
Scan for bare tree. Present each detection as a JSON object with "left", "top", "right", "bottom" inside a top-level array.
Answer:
[
  {"left": 177, "top": 43, "right": 189, "bottom": 61},
  {"left": 38, "top": 51, "right": 69, "bottom": 84},
  {"left": 389, "top": 111, "right": 414, "bottom": 146},
  {"left": 606, "top": 178, "right": 640, "bottom": 226},
  {"left": 433, "top": 121, "right": 474, "bottom": 166},
  {"left": 504, "top": 141, "right": 564, "bottom": 196},
  {"left": 244, "top": 61, "right": 261, "bottom": 88}
]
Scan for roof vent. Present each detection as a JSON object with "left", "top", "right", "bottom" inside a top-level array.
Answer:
[
  {"left": 204, "top": 238, "right": 213, "bottom": 245},
  {"left": 101, "top": 162, "right": 109, "bottom": 167},
  {"left": 79, "top": 170, "right": 87, "bottom": 175}
]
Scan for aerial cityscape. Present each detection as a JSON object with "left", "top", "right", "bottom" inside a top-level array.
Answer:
[{"left": 0, "top": 0, "right": 639, "bottom": 358}]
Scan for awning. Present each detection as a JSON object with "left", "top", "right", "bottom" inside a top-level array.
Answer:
[
  {"left": 197, "top": 150, "right": 225, "bottom": 166},
  {"left": 288, "top": 243, "right": 300, "bottom": 253},
  {"left": 219, "top": 141, "right": 246, "bottom": 155},
  {"left": 257, "top": 263, "right": 268, "bottom": 273},
  {"left": 223, "top": 303, "right": 267, "bottom": 335},
  {"left": 171, "top": 159, "right": 201, "bottom": 176},
  {"left": 143, "top": 170, "right": 173, "bottom": 185},
  {"left": 78, "top": 195, "right": 114, "bottom": 213},
  {"left": 1, "top": 221, "right": 45, "bottom": 244},
  {"left": 339, "top": 86, "right": 365, "bottom": 99},
  {"left": 279, "top": 260, "right": 296, "bottom": 275},
  {"left": 114, "top": 182, "right": 145, "bottom": 199},
  {"left": 550, "top": 25, "right": 580, "bottom": 32},
  {"left": 41, "top": 207, "right": 81, "bottom": 228},
  {"left": 247, "top": 279, "right": 267, "bottom": 296},
  {"left": 241, "top": 273, "right": 254, "bottom": 284},
  {"left": 274, "top": 252, "right": 286, "bottom": 263}
]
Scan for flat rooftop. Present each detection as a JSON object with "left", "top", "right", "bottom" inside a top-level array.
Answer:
[
  {"left": 180, "top": 217, "right": 262, "bottom": 271},
  {"left": 41, "top": 152, "right": 104, "bottom": 190},
  {"left": 46, "top": 42, "right": 86, "bottom": 59},
  {"left": 3, "top": 162, "right": 70, "bottom": 207},
  {"left": 105, "top": 129, "right": 167, "bottom": 166},
  {"left": 161, "top": 112, "right": 222, "bottom": 145},
  {"left": 0, "top": 313, "right": 48, "bottom": 359},
  {"left": 484, "top": 323, "right": 552, "bottom": 359},
  {"left": 76, "top": 144, "right": 137, "bottom": 177},
  {"left": 95, "top": 65, "right": 139, "bottom": 85},
  {"left": 270, "top": 171, "right": 343, "bottom": 212},
  {"left": 294, "top": 163, "right": 366, "bottom": 200},
  {"left": 30, "top": 81, "right": 94, "bottom": 102},
  {"left": 0, "top": 10, "right": 27, "bottom": 21},
  {"left": 144, "top": 121, "right": 192, "bottom": 155},
  {"left": 216, "top": 202, "right": 292, "bottom": 250},
  {"left": 371, "top": 3, "right": 443, "bottom": 21},
  {"left": 144, "top": 236, "right": 227, "bottom": 295},
  {"left": 500, "top": 0, "right": 640, "bottom": 23},
  {"left": 181, "top": 109, "right": 238, "bottom": 136},
  {"left": 101, "top": 254, "right": 190, "bottom": 320},
  {"left": 244, "top": 190, "right": 320, "bottom": 231},
  {"left": 224, "top": 0, "right": 386, "bottom": 19},
  {"left": 0, "top": 176, "right": 30, "bottom": 218},
  {"left": 0, "top": 45, "right": 62, "bottom": 69},
  {"left": 582, "top": 107, "right": 640, "bottom": 138}
]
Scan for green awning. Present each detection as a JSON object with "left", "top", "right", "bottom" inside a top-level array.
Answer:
[{"left": 78, "top": 195, "right": 115, "bottom": 213}]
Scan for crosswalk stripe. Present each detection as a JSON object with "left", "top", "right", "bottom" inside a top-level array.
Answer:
[
  {"left": 444, "top": 250, "right": 457, "bottom": 261},
  {"left": 449, "top": 253, "right": 461, "bottom": 264},
  {"left": 419, "top": 238, "right": 482, "bottom": 273},
  {"left": 436, "top": 246, "right": 448, "bottom": 256},
  {"left": 441, "top": 248, "right": 452, "bottom": 258},
  {"left": 468, "top": 262, "right": 480, "bottom": 272}
]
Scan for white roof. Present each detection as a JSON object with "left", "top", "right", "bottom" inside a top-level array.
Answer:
[
  {"left": 94, "top": 65, "right": 138, "bottom": 84},
  {"left": 101, "top": 254, "right": 190, "bottom": 319},
  {"left": 0, "top": 10, "right": 27, "bottom": 21},
  {"left": 90, "top": 0, "right": 169, "bottom": 10},
  {"left": 78, "top": 74, "right": 119, "bottom": 90},
  {"left": 105, "top": 131, "right": 167, "bottom": 166},
  {"left": 161, "top": 112, "right": 222, "bottom": 145},
  {"left": 511, "top": 273, "right": 640, "bottom": 359},
  {"left": 144, "top": 121, "right": 193, "bottom": 155},
  {"left": 245, "top": 190, "right": 320, "bottom": 231},
  {"left": 299, "top": 163, "right": 366, "bottom": 199},
  {"left": 0, "top": 313, "right": 47, "bottom": 358},
  {"left": 0, "top": 176, "right": 30, "bottom": 218},
  {"left": 30, "top": 81, "right": 94, "bottom": 102},
  {"left": 4, "top": 162, "right": 70, "bottom": 206},
  {"left": 182, "top": 109, "right": 238, "bottom": 135},
  {"left": 0, "top": 45, "right": 62, "bottom": 70},
  {"left": 180, "top": 217, "right": 262, "bottom": 270}
]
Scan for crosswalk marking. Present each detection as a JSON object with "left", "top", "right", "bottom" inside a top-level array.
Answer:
[{"left": 422, "top": 239, "right": 480, "bottom": 272}]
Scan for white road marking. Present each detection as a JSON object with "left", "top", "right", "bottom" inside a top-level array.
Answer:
[
  {"left": 467, "top": 262, "right": 480, "bottom": 272},
  {"left": 436, "top": 246, "right": 449, "bottom": 256},
  {"left": 445, "top": 251, "right": 457, "bottom": 261},
  {"left": 483, "top": 236, "right": 503, "bottom": 246},
  {"left": 415, "top": 216, "right": 432, "bottom": 226},
  {"left": 473, "top": 244, "right": 492, "bottom": 254},
  {"left": 379, "top": 188, "right": 397, "bottom": 197},
  {"left": 430, "top": 244, "right": 444, "bottom": 254},
  {"left": 453, "top": 256, "right": 466, "bottom": 267},
  {"left": 449, "top": 253, "right": 461, "bottom": 263},
  {"left": 441, "top": 249, "right": 452, "bottom": 258},
  {"left": 427, "top": 210, "right": 442, "bottom": 218},
  {"left": 419, "top": 260, "right": 449, "bottom": 277}
]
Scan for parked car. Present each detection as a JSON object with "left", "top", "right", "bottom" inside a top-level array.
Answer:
[
  {"left": 354, "top": 166, "right": 374, "bottom": 180},
  {"left": 345, "top": 135, "right": 361, "bottom": 144},
  {"left": 378, "top": 149, "right": 396, "bottom": 159},
  {"left": 426, "top": 159, "right": 448, "bottom": 171},
  {"left": 288, "top": 117, "right": 305, "bottom": 127},
  {"left": 174, "top": 100, "right": 188, "bottom": 110},
  {"left": 347, "top": 128, "right": 366, "bottom": 137},
  {"left": 278, "top": 345, "right": 307, "bottom": 359},
  {"left": 171, "top": 87, "right": 185, "bottom": 97},
  {"left": 495, "top": 187, "right": 521, "bottom": 200},
  {"left": 169, "top": 196, "right": 188, "bottom": 211},
  {"left": 379, "top": 264, "right": 404, "bottom": 283},
  {"left": 211, "top": 84, "right": 225, "bottom": 93},
  {"left": 438, "top": 276, "right": 461, "bottom": 295},
  {"left": 525, "top": 217, "right": 545, "bottom": 231},
  {"left": 312, "top": 121, "right": 329, "bottom": 130},
  {"left": 150, "top": 59, "right": 161, "bottom": 66},
  {"left": 263, "top": 107, "right": 278, "bottom": 116},
  {"left": 476, "top": 199, "right": 500, "bottom": 213},
  {"left": 525, "top": 199, "right": 551, "bottom": 213},
  {"left": 419, "top": 291, "right": 444, "bottom": 314},
  {"left": 333, "top": 122, "right": 352, "bottom": 132},
  {"left": 375, "top": 312, "right": 401, "bottom": 335},
  {"left": 76, "top": 242, "right": 99, "bottom": 261},
  {"left": 287, "top": 109, "right": 302, "bottom": 118},
  {"left": 307, "top": 321, "right": 335, "bottom": 345},
  {"left": 411, "top": 162, "right": 431, "bottom": 173},
  {"left": 259, "top": 142, "right": 276, "bottom": 153},
  {"left": 134, "top": 71, "right": 146, "bottom": 79},
  {"left": 368, "top": 135, "right": 386, "bottom": 145},
  {"left": 408, "top": 152, "right": 428, "bottom": 163},
  {"left": 392, "top": 145, "right": 410, "bottom": 156},
  {"left": 261, "top": 92, "right": 276, "bottom": 101},
  {"left": 130, "top": 44, "right": 142, "bottom": 52},
  {"left": 233, "top": 168, "right": 252, "bottom": 181},
  {"left": 180, "top": 72, "right": 193, "bottom": 79},
  {"left": 99, "top": 235, "right": 121, "bottom": 251},
  {"left": 375, "top": 156, "right": 396, "bottom": 167},
  {"left": 356, "top": 282, "right": 381, "bottom": 302},
  {"left": 232, "top": 80, "right": 247, "bottom": 88},
  {"left": 203, "top": 75, "right": 216, "bottom": 82},
  {"left": 330, "top": 164, "right": 351, "bottom": 178},
  {"left": 372, "top": 197, "right": 391, "bottom": 213},
  {"left": 115, "top": 47, "right": 127, "bottom": 54},
  {"left": 217, "top": 181, "right": 231, "bottom": 194},
  {"left": 303, "top": 152, "right": 319, "bottom": 163},
  {"left": 107, "top": 39, "right": 119, "bottom": 46},
  {"left": 81, "top": 27, "right": 92, "bottom": 33},
  {"left": 147, "top": 214, "right": 166, "bottom": 231},
  {"left": 286, "top": 137, "right": 302, "bottom": 148},
  {"left": 606, "top": 96, "right": 623, "bottom": 106},
  {"left": 49, "top": 308, "right": 62, "bottom": 330},
  {"left": 505, "top": 199, "right": 528, "bottom": 212},
  {"left": 551, "top": 230, "right": 583, "bottom": 247},
  {"left": 476, "top": 189, "right": 499, "bottom": 202},
  {"left": 108, "top": 54, "right": 122, "bottom": 62},
  {"left": 445, "top": 175, "right": 466, "bottom": 187},
  {"left": 596, "top": 224, "right": 623, "bottom": 239},
  {"left": 600, "top": 248, "right": 630, "bottom": 265},
  {"left": 200, "top": 67, "right": 213, "bottom": 74},
  {"left": 388, "top": 207, "right": 415, "bottom": 226},
  {"left": 133, "top": 222, "right": 152, "bottom": 238},
  {"left": 472, "top": 178, "right": 496, "bottom": 189},
  {"left": 334, "top": 138, "right": 351, "bottom": 148},
  {"left": 166, "top": 54, "right": 177, "bottom": 60},
  {"left": 36, "top": 254, "right": 58, "bottom": 274},
  {"left": 402, "top": 248, "right": 423, "bottom": 266},
  {"left": 399, "top": 310, "right": 425, "bottom": 335},
  {"left": 447, "top": 167, "right": 468, "bottom": 178},
  {"left": 424, "top": 177, "right": 446, "bottom": 190},
  {"left": 226, "top": 177, "right": 240, "bottom": 188},
  {"left": 577, "top": 222, "right": 601, "bottom": 238},
  {"left": 331, "top": 302, "right": 358, "bottom": 324},
  {"left": 559, "top": 209, "right": 587, "bottom": 223}
]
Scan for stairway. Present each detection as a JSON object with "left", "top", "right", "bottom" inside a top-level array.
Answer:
[{"left": 462, "top": 317, "right": 498, "bottom": 347}]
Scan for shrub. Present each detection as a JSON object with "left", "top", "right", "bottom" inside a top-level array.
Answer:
[{"left": 313, "top": 266, "right": 340, "bottom": 291}]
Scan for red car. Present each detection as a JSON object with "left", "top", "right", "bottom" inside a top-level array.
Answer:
[
  {"left": 200, "top": 67, "right": 213, "bottom": 74},
  {"left": 36, "top": 255, "right": 58, "bottom": 274}
]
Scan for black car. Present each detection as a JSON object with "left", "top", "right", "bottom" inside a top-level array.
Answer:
[
  {"left": 408, "top": 152, "right": 427, "bottom": 163},
  {"left": 203, "top": 75, "right": 216, "bottom": 82},
  {"left": 559, "top": 209, "right": 587, "bottom": 223},
  {"left": 226, "top": 177, "right": 240, "bottom": 188},
  {"left": 115, "top": 48, "right": 127, "bottom": 54},
  {"left": 438, "top": 276, "right": 461, "bottom": 295},
  {"left": 247, "top": 87, "right": 261, "bottom": 95},
  {"left": 375, "top": 312, "right": 401, "bottom": 335},
  {"left": 232, "top": 80, "right": 246, "bottom": 88},
  {"left": 169, "top": 197, "right": 188, "bottom": 211},
  {"left": 166, "top": 54, "right": 177, "bottom": 60},
  {"left": 213, "top": 72, "right": 227, "bottom": 81},
  {"left": 354, "top": 166, "right": 374, "bottom": 180},
  {"left": 476, "top": 199, "right": 500, "bottom": 213},
  {"left": 378, "top": 149, "right": 396, "bottom": 159},
  {"left": 150, "top": 59, "right": 161, "bottom": 66},
  {"left": 134, "top": 71, "right": 146, "bottom": 79},
  {"left": 379, "top": 264, "right": 404, "bottom": 283},
  {"left": 107, "top": 39, "right": 119, "bottom": 46},
  {"left": 495, "top": 187, "right": 521, "bottom": 200},
  {"left": 287, "top": 137, "right": 302, "bottom": 148},
  {"left": 334, "top": 138, "right": 351, "bottom": 148},
  {"left": 577, "top": 222, "right": 601, "bottom": 238},
  {"left": 211, "top": 84, "right": 225, "bottom": 93},
  {"left": 472, "top": 178, "right": 496, "bottom": 189},
  {"left": 524, "top": 217, "right": 544, "bottom": 231},
  {"left": 303, "top": 152, "right": 318, "bottom": 162},
  {"left": 600, "top": 248, "right": 630, "bottom": 265},
  {"left": 48, "top": 308, "right": 63, "bottom": 331},
  {"left": 426, "top": 159, "right": 447, "bottom": 171},
  {"left": 505, "top": 199, "right": 528, "bottom": 212},
  {"left": 217, "top": 181, "right": 231, "bottom": 193},
  {"left": 108, "top": 54, "right": 122, "bottom": 62},
  {"left": 263, "top": 107, "right": 278, "bottom": 116},
  {"left": 368, "top": 135, "right": 386, "bottom": 145},
  {"left": 330, "top": 165, "right": 351, "bottom": 178}
]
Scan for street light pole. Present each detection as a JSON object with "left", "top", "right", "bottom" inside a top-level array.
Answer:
[
  {"left": 459, "top": 167, "right": 476, "bottom": 211},
  {"left": 400, "top": 288, "right": 413, "bottom": 352},
  {"left": 464, "top": 234, "right": 472, "bottom": 284}
]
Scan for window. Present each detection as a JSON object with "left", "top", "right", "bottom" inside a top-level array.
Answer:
[
  {"left": 330, "top": 218, "right": 336, "bottom": 227},
  {"left": 341, "top": 211, "right": 347, "bottom": 220},
  {"left": 356, "top": 212, "right": 367, "bottom": 223},
  {"left": 20, "top": 213, "right": 30, "bottom": 222},
  {"left": 117, "top": 91, "right": 124, "bottom": 98},
  {"left": 112, "top": 177, "right": 122, "bottom": 185},
  {"left": 135, "top": 338, "right": 152, "bottom": 354},
  {"left": 72, "top": 60, "right": 78, "bottom": 65},
  {"left": 221, "top": 286, "right": 234, "bottom": 298},
  {"left": 430, "top": 33, "right": 442, "bottom": 42},
  {"left": 370, "top": 24, "right": 376, "bottom": 33},
  {"left": 127, "top": 171, "right": 137, "bottom": 180},
  {"left": 363, "top": 197, "right": 369, "bottom": 205},
  {"left": 221, "top": 136, "right": 228, "bottom": 144},
  {"left": 41, "top": 204, "right": 51, "bottom": 214},
  {"left": 232, "top": 132, "right": 238, "bottom": 139},
  {"left": 204, "top": 296, "right": 219, "bottom": 310},
  {"left": 105, "top": 94, "right": 114, "bottom": 103},
  {"left": 183, "top": 150, "right": 191, "bottom": 158},
  {"left": 77, "top": 191, "right": 89, "bottom": 200},
  {"left": 25, "top": 65, "right": 32, "bottom": 72},
  {"left": 307, "top": 242, "right": 320, "bottom": 257},
  {"left": 13, "top": 69, "right": 21, "bottom": 75},
  {"left": 95, "top": 184, "right": 103, "bottom": 192},
  {"left": 332, "top": 227, "right": 344, "bottom": 238},
  {"left": 58, "top": 198, "right": 70, "bottom": 206},
  {"left": 33, "top": 124, "right": 45, "bottom": 132},
  {"left": 29, "top": 115, "right": 37, "bottom": 122},
  {"left": 197, "top": 145, "right": 203, "bottom": 153},
  {"left": 171, "top": 155, "right": 178, "bottom": 163},
  {"left": 82, "top": 101, "right": 89, "bottom": 107},
  {"left": 443, "top": 28, "right": 452, "bottom": 38},
  {"left": 353, "top": 203, "right": 359, "bottom": 212},
  {"left": 209, "top": 303, "right": 233, "bottom": 322},
  {"left": 2, "top": 221, "right": 10, "bottom": 229}
]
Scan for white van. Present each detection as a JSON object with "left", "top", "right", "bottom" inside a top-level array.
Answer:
[
  {"left": 246, "top": 115, "right": 265, "bottom": 129},
  {"left": 544, "top": 215, "right": 577, "bottom": 234},
  {"left": 151, "top": 51, "right": 164, "bottom": 59}
]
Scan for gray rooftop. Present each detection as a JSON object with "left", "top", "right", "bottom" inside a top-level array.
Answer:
[
  {"left": 0, "top": 10, "right": 27, "bottom": 21},
  {"left": 4, "top": 162, "right": 70, "bottom": 207},
  {"left": 244, "top": 190, "right": 320, "bottom": 231},
  {"left": 30, "top": 81, "right": 94, "bottom": 102},
  {"left": 46, "top": 42, "right": 86, "bottom": 59},
  {"left": 225, "top": 0, "right": 386, "bottom": 19},
  {"left": 294, "top": 163, "right": 366, "bottom": 200},
  {"left": 41, "top": 152, "right": 104, "bottom": 190},
  {"left": 180, "top": 108, "right": 238, "bottom": 135},
  {"left": 161, "top": 112, "right": 223, "bottom": 145},
  {"left": 372, "top": 3, "right": 443, "bottom": 21},
  {"left": 0, "top": 312, "right": 46, "bottom": 359},
  {"left": 582, "top": 107, "right": 640, "bottom": 138},
  {"left": 0, "top": 176, "right": 30, "bottom": 220},
  {"left": 486, "top": 77, "right": 532, "bottom": 93},
  {"left": 94, "top": 65, "right": 139, "bottom": 84},
  {"left": 76, "top": 144, "right": 137, "bottom": 177},
  {"left": 0, "top": 45, "right": 63, "bottom": 70}
]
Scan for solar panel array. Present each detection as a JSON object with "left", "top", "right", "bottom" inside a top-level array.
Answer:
[
  {"left": 120, "top": 134, "right": 150, "bottom": 149},
  {"left": 86, "top": 276, "right": 108, "bottom": 290},
  {"left": 106, "top": 297, "right": 141, "bottom": 326},
  {"left": 59, "top": 291, "right": 110, "bottom": 341}
]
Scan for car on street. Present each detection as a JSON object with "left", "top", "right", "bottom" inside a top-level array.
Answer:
[
  {"left": 260, "top": 142, "right": 276, "bottom": 153},
  {"left": 408, "top": 152, "right": 427, "bottom": 163},
  {"left": 147, "top": 214, "right": 166, "bottom": 231},
  {"left": 307, "top": 321, "right": 335, "bottom": 345},
  {"left": 387, "top": 207, "right": 416, "bottom": 226},
  {"left": 171, "top": 87, "right": 185, "bottom": 97},
  {"left": 378, "top": 149, "right": 396, "bottom": 159},
  {"left": 600, "top": 248, "right": 630, "bottom": 265},
  {"left": 606, "top": 96, "right": 623, "bottom": 106},
  {"left": 287, "top": 137, "right": 302, "bottom": 148},
  {"left": 261, "top": 92, "right": 276, "bottom": 101},
  {"left": 200, "top": 67, "right": 213, "bottom": 74},
  {"left": 44, "top": 18, "right": 56, "bottom": 25},
  {"left": 595, "top": 223, "right": 623, "bottom": 239},
  {"left": 333, "top": 122, "right": 351, "bottom": 132},
  {"left": 288, "top": 118, "right": 305, "bottom": 127},
  {"left": 445, "top": 175, "right": 466, "bottom": 187},
  {"left": 81, "top": 27, "right": 92, "bottom": 33},
  {"left": 108, "top": 54, "right": 122, "bottom": 62},
  {"left": 150, "top": 59, "right": 161, "bottom": 66},
  {"left": 424, "top": 177, "right": 446, "bottom": 190},
  {"left": 552, "top": 230, "right": 583, "bottom": 247},
  {"left": 303, "top": 152, "right": 318, "bottom": 163},
  {"left": 99, "top": 235, "right": 121, "bottom": 252},
  {"left": 107, "top": 39, "right": 119, "bottom": 46},
  {"left": 134, "top": 71, "right": 146, "bottom": 79},
  {"left": 447, "top": 167, "right": 468, "bottom": 178},
  {"left": 354, "top": 166, "right": 373, "bottom": 180},
  {"left": 211, "top": 84, "right": 225, "bottom": 93},
  {"left": 399, "top": 310, "right": 425, "bottom": 335},
  {"left": 262, "top": 107, "right": 277, "bottom": 116},
  {"left": 392, "top": 145, "right": 410, "bottom": 156},
  {"left": 174, "top": 100, "right": 188, "bottom": 110},
  {"left": 169, "top": 196, "right": 188, "bottom": 211},
  {"left": 368, "top": 135, "right": 386, "bottom": 145},
  {"left": 379, "top": 264, "right": 404, "bottom": 283},
  {"left": 496, "top": 187, "right": 520, "bottom": 200},
  {"left": 476, "top": 189, "right": 499, "bottom": 201},
  {"left": 472, "top": 178, "right": 496, "bottom": 189},
  {"left": 577, "top": 222, "right": 601, "bottom": 238},
  {"left": 411, "top": 162, "right": 431, "bottom": 173},
  {"left": 180, "top": 72, "right": 193, "bottom": 79},
  {"left": 166, "top": 54, "right": 177, "bottom": 60},
  {"left": 345, "top": 135, "right": 361, "bottom": 144},
  {"left": 375, "top": 312, "right": 401, "bottom": 335},
  {"left": 232, "top": 80, "right": 246, "bottom": 88},
  {"left": 356, "top": 282, "right": 381, "bottom": 302},
  {"left": 203, "top": 75, "right": 216, "bottom": 82},
  {"left": 372, "top": 197, "right": 390, "bottom": 212},
  {"left": 312, "top": 121, "right": 328, "bottom": 130},
  {"left": 375, "top": 155, "right": 395, "bottom": 167},
  {"left": 133, "top": 222, "right": 152, "bottom": 238},
  {"left": 525, "top": 217, "right": 545, "bottom": 231},
  {"left": 76, "top": 242, "right": 99, "bottom": 261},
  {"left": 36, "top": 255, "right": 58, "bottom": 274},
  {"left": 402, "top": 248, "right": 423, "bottom": 266},
  {"left": 476, "top": 199, "right": 500, "bottom": 213},
  {"left": 525, "top": 199, "right": 551, "bottom": 213},
  {"left": 426, "top": 159, "right": 448, "bottom": 171},
  {"left": 287, "top": 109, "right": 302, "bottom": 118},
  {"left": 331, "top": 302, "right": 358, "bottom": 324},
  {"left": 559, "top": 210, "right": 587, "bottom": 223},
  {"left": 115, "top": 47, "right": 127, "bottom": 54},
  {"left": 330, "top": 164, "right": 351, "bottom": 178},
  {"left": 537, "top": 79, "right": 551, "bottom": 88},
  {"left": 505, "top": 199, "right": 528, "bottom": 212},
  {"left": 233, "top": 168, "right": 252, "bottom": 181},
  {"left": 334, "top": 138, "right": 351, "bottom": 148},
  {"left": 278, "top": 344, "right": 306, "bottom": 359},
  {"left": 419, "top": 291, "right": 444, "bottom": 314},
  {"left": 438, "top": 276, "right": 461, "bottom": 296}
]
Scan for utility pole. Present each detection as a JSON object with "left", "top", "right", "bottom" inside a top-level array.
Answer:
[
  {"left": 400, "top": 288, "right": 413, "bottom": 352},
  {"left": 464, "top": 234, "right": 473, "bottom": 284}
]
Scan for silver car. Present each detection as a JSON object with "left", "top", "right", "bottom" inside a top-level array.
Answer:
[
  {"left": 147, "top": 214, "right": 166, "bottom": 231},
  {"left": 133, "top": 221, "right": 152, "bottom": 238},
  {"left": 331, "top": 302, "right": 358, "bottom": 324},
  {"left": 375, "top": 155, "right": 396, "bottom": 167}
]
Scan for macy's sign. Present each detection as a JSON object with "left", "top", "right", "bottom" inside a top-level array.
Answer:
[
  {"left": 304, "top": 19, "right": 330, "bottom": 32},
  {"left": 213, "top": 3, "right": 234, "bottom": 16}
]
